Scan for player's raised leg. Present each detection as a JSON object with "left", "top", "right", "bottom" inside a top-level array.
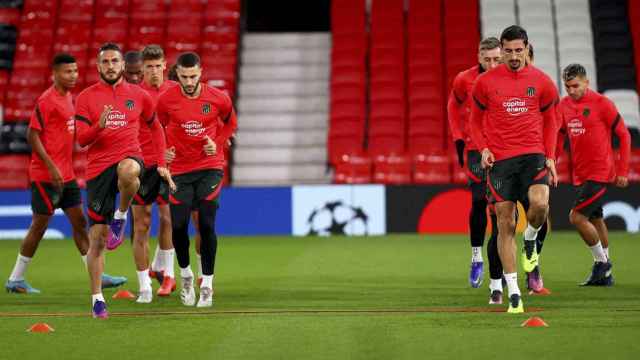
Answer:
[{"left": 107, "top": 158, "right": 141, "bottom": 250}]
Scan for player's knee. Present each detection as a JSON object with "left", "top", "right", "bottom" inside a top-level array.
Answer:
[
  {"left": 569, "top": 210, "right": 583, "bottom": 226},
  {"left": 159, "top": 210, "right": 172, "bottom": 227}
]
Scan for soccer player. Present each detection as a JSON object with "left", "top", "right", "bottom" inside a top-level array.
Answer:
[
  {"left": 124, "top": 50, "right": 143, "bottom": 85},
  {"left": 469, "top": 25, "right": 559, "bottom": 313},
  {"left": 75, "top": 43, "right": 174, "bottom": 318},
  {"left": 157, "top": 52, "right": 237, "bottom": 307},
  {"left": 129, "top": 45, "right": 178, "bottom": 303},
  {"left": 447, "top": 37, "right": 501, "bottom": 291},
  {"left": 557, "top": 63, "right": 630, "bottom": 286},
  {"left": 5, "top": 54, "right": 127, "bottom": 294}
]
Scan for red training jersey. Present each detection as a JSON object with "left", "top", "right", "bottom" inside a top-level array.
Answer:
[
  {"left": 75, "top": 80, "right": 166, "bottom": 180},
  {"left": 448, "top": 64, "right": 484, "bottom": 150},
  {"left": 138, "top": 80, "right": 178, "bottom": 167},
  {"left": 157, "top": 83, "right": 237, "bottom": 176},
  {"left": 470, "top": 64, "right": 558, "bottom": 161},
  {"left": 557, "top": 89, "right": 631, "bottom": 185},
  {"left": 28, "top": 86, "right": 76, "bottom": 182}
]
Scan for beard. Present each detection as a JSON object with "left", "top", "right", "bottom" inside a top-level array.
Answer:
[
  {"left": 100, "top": 70, "right": 123, "bottom": 85},
  {"left": 180, "top": 78, "right": 201, "bottom": 96}
]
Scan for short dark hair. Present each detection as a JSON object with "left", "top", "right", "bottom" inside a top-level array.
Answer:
[
  {"left": 142, "top": 45, "right": 164, "bottom": 61},
  {"left": 500, "top": 25, "right": 528, "bottom": 46},
  {"left": 124, "top": 50, "right": 142, "bottom": 64},
  {"left": 479, "top": 37, "right": 500, "bottom": 51},
  {"left": 167, "top": 63, "right": 178, "bottom": 81},
  {"left": 176, "top": 52, "right": 201, "bottom": 68},
  {"left": 52, "top": 53, "right": 76, "bottom": 68},
  {"left": 98, "top": 42, "right": 122, "bottom": 55},
  {"left": 562, "top": 63, "right": 587, "bottom": 81}
]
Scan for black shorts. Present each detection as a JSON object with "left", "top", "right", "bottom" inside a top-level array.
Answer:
[
  {"left": 487, "top": 153, "right": 548, "bottom": 203},
  {"left": 170, "top": 169, "right": 224, "bottom": 208},
  {"left": 86, "top": 157, "right": 144, "bottom": 225},
  {"left": 133, "top": 166, "right": 169, "bottom": 206},
  {"left": 467, "top": 150, "right": 487, "bottom": 201},
  {"left": 573, "top": 181, "right": 607, "bottom": 219},
  {"left": 31, "top": 180, "right": 81, "bottom": 215}
]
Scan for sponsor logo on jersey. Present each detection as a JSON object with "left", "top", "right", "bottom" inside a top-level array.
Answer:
[
  {"left": 503, "top": 98, "right": 529, "bottom": 116},
  {"left": 105, "top": 110, "right": 128, "bottom": 130},
  {"left": 66, "top": 116, "right": 75, "bottom": 134},
  {"left": 182, "top": 120, "right": 205, "bottom": 137},
  {"left": 583, "top": 108, "right": 590, "bottom": 117},
  {"left": 202, "top": 103, "right": 211, "bottom": 114},
  {"left": 568, "top": 117, "right": 586, "bottom": 136},
  {"left": 527, "top": 87, "right": 535, "bottom": 97},
  {"left": 125, "top": 99, "right": 135, "bottom": 110}
]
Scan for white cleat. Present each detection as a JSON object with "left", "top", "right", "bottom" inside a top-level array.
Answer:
[
  {"left": 196, "top": 287, "right": 213, "bottom": 308},
  {"left": 180, "top": 277, "right": 196, "bottom": 306},
  {"left": 136, "top": 290, "right": 153, "bottom": 304}
]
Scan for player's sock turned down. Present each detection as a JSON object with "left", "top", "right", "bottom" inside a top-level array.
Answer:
[
  {"left": 590, "top": 242, "right": 608, "bottom": 263},
  {"left": 471, "top": 247, "right": 483, "bottom": 263},
  {"left": 9, "top": 254, "right": 32, "bottom": 281},
  {"left": 160, "top": 249, "right": 175, "bottom": 278},
  {"left": 114, "top": 209, "right": 127, "bottom": 220},
  {"left": 503, "top": 272, "right": 520, "bottom": 297},
  {"left": 524, "top": 224, "right": 541, "bottom": 244}
]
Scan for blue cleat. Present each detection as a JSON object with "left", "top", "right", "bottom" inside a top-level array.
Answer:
[
  {"left": 101, "top": 273, "right": 127, "bottom": 289},
  {"left": 5, "top": 279, "right": 41, "bottom": 294},
  {"left": 106, "top": 218, "right": 126, "bottom": 250},
  {"left": 92, "top": 300, "right": 108, "bottom": 319},
  {"left": 469, "top": 261, "right": 484, "bottom": 288},
  {"left": 580, "top": 261, "right": 612, "bottom": 286}
]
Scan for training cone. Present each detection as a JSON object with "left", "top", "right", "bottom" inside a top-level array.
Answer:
[
  {"left": 112, "top": 289, "right": 136, "bottom": 299},
  {"left": 521, "top": 316, "right": 549, "bottom": 328},
  {"left": 529, "top": 288, "right": 552, "bottom": 296},
  {"left": 27, "top": 323, "right": 54, "bottom": 333}
]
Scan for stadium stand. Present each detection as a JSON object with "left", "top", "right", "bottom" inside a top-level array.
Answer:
[
  {"left": 480, "top": 0, "right": 516, "bottom": 39},
  {"left": 517, "top": 0, "right": 559, "bottom": 85}
]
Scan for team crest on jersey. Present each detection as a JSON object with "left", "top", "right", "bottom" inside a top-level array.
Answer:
[
  {"left": 583, "top": 108, "right": 590, "bottom": 117},
  {"left": 527, "top": 87, "right": 535, "bottom": 97},
  {"left": 125, "top": 99, "right": 135, "bottom": 110},
  {"left": 202, "top": 103, "right": 211, "bottom": 114}
]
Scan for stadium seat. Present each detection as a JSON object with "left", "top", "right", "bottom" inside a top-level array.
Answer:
[
  {"left": 0, "top": 154, "right": 29, "bottom": 189},
  {"left": 413, "top": 151, "right": 452, "bottom": 184},
  {"left": 334, "top": 153, "right": 372, "bottom": 184},
  {"left": 372, "top": 153, "right": 412, "bottom": 184}
]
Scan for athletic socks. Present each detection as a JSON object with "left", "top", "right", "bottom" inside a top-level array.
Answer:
[
  {"left": 180, "top": 266, "right": 194, "bottom": 279},
  {"left": 524, "top": 223, "right": 541, "bottom": 242},
  {"left": 590, "top": 242, "right": 608, "bottom": 263},
  {"left": 136, "top": 269, "right": 152, "bottom": 292},
  {"left": 9, "top": 254, "right": 31, "bottom": 281},
  {"left": 160, "top": 249, "right": 175, "bottom": 278},
  {"left": 503, "top": 272, "right": 520, "bottom": 297},
  {"left": 151, "top": 245, "right": 161, "bottom": 272},
  {"left": 603, "top": 247, "right": 610, "bottom": 260},
  {"left": 201, "top": 275, "right": 213, "bottom": 289},
  {"left": 471, "top": 247, "right": 483, "bottom": 263},
  {"left": 92, "top": 293, "right": 105, "bottom": 305},
  {"left": 489, "top": 278, "right": 503, "bottom": 292},
  {"left": 114, "top": 209, "right": 127, "bottom": 220}
]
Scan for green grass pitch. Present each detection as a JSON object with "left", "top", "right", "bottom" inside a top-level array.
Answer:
[{"left": 1, "top": 232, "right": 639, "bottom": 359}]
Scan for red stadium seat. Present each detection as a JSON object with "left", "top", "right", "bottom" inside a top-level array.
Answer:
[
  {"left": 0, "top": 155, "right": 30, "bottom": 189},
  {"left": 413, "top": 151, "right": 452, "bottom": 184},
  {"left": 334, "top": 153, "right": 372, "bottom": 184},
  {"left": 373, "top": 153, "right": 412, "bottom": 184},
  {"left": 0, "top": 8, "right": 20, "bottom": 26},
  {"left": 328, "top": 137, "right": 365, "bottom": 165}
]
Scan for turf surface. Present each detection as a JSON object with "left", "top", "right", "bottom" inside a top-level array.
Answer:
[{"left": 1, "top": 232, "right": 639, "bottom": 359}]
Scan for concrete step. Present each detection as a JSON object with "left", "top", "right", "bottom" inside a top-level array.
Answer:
[
  {"left": 235, "top": 129, "right": 326, "bottom": 147},
  {"left": 234, "top": 146, "right": 327, "bottom": 164},
  {"left": 240, "top": 64, "right": 330, "bottom": 81},
  {"left": 243, "top": 33, "right": 331, "bottom": 49},
  {"left": 238, "top": 113, "right": 327, "bottom": 130},
  {"left": 238, "top": 96, "right": 328, "bottom": 113},
  {"left": 232, "top": 164, "right": 331, "bottom": 186},
  {"left": 239, "top": 80, "right": 328, "bottom": 97},
  {"left": 242, "top": 48, "right": 329, "bottom": 65}
]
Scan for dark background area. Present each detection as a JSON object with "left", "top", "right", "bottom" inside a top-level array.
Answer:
[{"left": 245, "top": 0, "right": 330, "bottom": 32}]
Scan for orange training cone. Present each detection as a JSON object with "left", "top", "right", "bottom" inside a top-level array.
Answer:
[
  {"left": 521, "top": 316, "right": 549, "bottom": 328},
  {"left": 27, "top": 323, "right": 55, "bottom": 333},
  {"left": 112, "top": 289, "right": 136, "bottom": 299},
  {"left": 529, "top": 288, "right": 552, "bottom": 296}
]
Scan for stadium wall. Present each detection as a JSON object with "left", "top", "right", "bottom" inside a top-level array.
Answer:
[{"left": 0, "top": 185, "right": 638, "bottom": 239}]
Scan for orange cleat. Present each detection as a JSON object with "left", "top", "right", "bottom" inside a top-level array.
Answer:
[
  {"left": 197, "top": 277, "right": 203, "bottom": 287},
  {"left": 157, "top": 276, "right": 176, "bottom": 296},
  {"left": 149, "top": 270, "right": 164, "bottom": 285}
]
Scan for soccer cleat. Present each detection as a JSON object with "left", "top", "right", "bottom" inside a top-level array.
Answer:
[
  {"left": 106, "top": 218, "right": 126, "bottom": 250},
  {"left": 580, "top": 261, "right": 612, "bottom": 286},
  {"left": 598, "top": 274, "right": 615, "bottom": 287},
  {"left": 180, "top": 277, "right": 196, "bottom": 306},
  {"left": 92, "top": 300, "right": 109, "bottom": 319},
  {"left": 149, "top": 269, "right": 165, "bottom": 285},
  {"left": 157, "top": 276, "right": 176, "bottom": 296},
  {"left": 136, "top": 290, "right": 152, "bottom": 304},
  {"left": 507, "top": 294, "right": 524, "bottom": 314},
  {"left": 469, "top": 261, "right": 484, "bottom": 288},
  {"left": 488, "top": 290, "right": 503, "bottom": 305},
  {"left": 526, "top": 265, "right": 544, "bottom": 292},
  {"left": 521, "top": 241, "right": 539, "bottom": 273},
  {"left": 197, "top": 287, "right": 213, "bottom": 308},
  {"left": 5, "top": 279, "right": 41, "bottom": 294},
  {"left": 101, "top": 273, "right": 127, "bottom": 289}
]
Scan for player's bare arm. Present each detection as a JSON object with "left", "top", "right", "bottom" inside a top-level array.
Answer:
[{"left": 27, "top": 128, "right": 63, "bottom": 191}]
